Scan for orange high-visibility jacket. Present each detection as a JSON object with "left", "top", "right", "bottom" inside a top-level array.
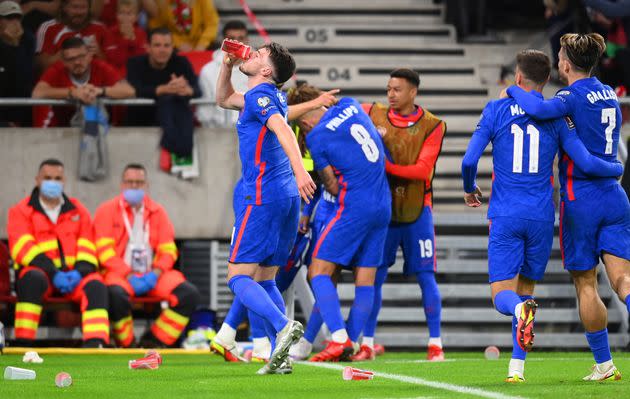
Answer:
[
  {"left": 7, "top": 188, "right": 98, "bottom": 276},
  {"left": 94, "top": 194, "right": 178, "bottom": 277}
]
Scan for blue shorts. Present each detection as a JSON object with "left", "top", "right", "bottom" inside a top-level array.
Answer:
[
  {"left": 229, "top": 196, "right": 300, "bottom": 266},
  {"left": 488, "top": 217, "right": 554, "bottom": 283},
  {"left": 382, "top": 206, "right": 436, "bottom": 275},
  {"left": 304, "top": 199, "right": 336, "bottom": 266},
  {"left": 312, "top": 203, "right": 390, "bottom": 268},
  {"left": 560, "top": 184, "right": 630, "bottom": 271}
]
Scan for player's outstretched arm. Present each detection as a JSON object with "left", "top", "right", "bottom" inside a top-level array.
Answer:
[
  {"left": 215, "top": 54, "right": 245, "bottom": 110},
  {"left": 507, "top": 86, "right": 570, "bottom": 120},
  {"left": 266, "top": 114, "right": 317, "bottom": 203},
  {"left": 287, "top": 89, "right": 340, "bottom": 121},
  {"left": 461, "top": 104, "right": 493, "bottom": 202},
  {"left": 559, "top": 121, "right": 624, "bottom": 177}
]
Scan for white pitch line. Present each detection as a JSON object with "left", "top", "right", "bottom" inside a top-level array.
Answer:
[{"left": 300, "top": 362, "right": 526, "bottom": 399}]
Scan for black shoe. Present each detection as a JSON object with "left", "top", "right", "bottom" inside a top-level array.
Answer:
[{"left": 139, "top": 331, "right": 167, "bottom": 349}]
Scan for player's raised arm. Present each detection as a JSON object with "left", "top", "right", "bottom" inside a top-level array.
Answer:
[
  {"left": 558, "top": 118, "right": 624, "bottom": 177},
  {"left": 461, "top": 104, "right": 494, "bottom": 206},
  {"left": 287, "top": 89, "right": 340, "bottom": 121},
  {"left": 266, "top": 113, "right": 317, "bottom": 203},
  {"left": 507, "top": 85, "right": 571, "bottom": 120},
  {"left": 216, "top": 53, "right": 245, "bottom": 110}
]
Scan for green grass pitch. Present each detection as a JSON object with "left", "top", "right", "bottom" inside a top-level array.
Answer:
[{"left": 1, "top": 351, "right": 629, "bottom": 398}]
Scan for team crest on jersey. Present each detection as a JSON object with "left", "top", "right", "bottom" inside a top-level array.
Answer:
[
  {"left": 376, "top": 126, "right": 387, "bottom": 137},
  {"left": 564, "top": 116, "right": 576, "bottom": 130},
  {"left": 257, "top": 96, "right": 270, "bottom": 107}
]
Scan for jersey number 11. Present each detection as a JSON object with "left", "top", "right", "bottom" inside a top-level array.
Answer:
[{"left": 511, "top": 124, "right": 539, "bottom": 174}]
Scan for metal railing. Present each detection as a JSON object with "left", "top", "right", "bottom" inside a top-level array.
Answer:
[{"left": 1, "top": 97, "right": 629, "bottom": 106}]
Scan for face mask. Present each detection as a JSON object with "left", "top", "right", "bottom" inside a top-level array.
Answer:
[
  {"left": 123, "top": 189, "right": 145, "bottom": 206},
  {"left": 40, "top": 180, "right": 63, "bottom": 199}
]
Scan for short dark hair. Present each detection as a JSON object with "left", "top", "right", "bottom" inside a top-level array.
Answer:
[
  {"left": 148, "top": 27, "right": 172, "bottom": 42},
  {"left": 123, "top": 163, "right": 146, "bottom": 176},
  {"left": 222, "top": 20, "right": 247, "bottom": 37},
  {"left": 560, "top": 33, "right": 606, "bottom": 74},
  {"left": 263, "top": 42, "right": 296, "bottom": 86},
  {"left": 390, "top": 68, "right": 420, "bottom": 88},
  {"left": 516, "top": 50, "right": 551, "bottom": 85},
  {"left": 39, "top": 158, "right": 64, "bottom": 170},
  {"left": 61, "top": 36, "right": 86, "bottom": 51}
]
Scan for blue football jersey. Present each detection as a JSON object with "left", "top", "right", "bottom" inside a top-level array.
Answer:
[
  {"left": 466, "top": 95, "right": 560, "bottom": 222},
  {"left": 554, "top": 78, "right": 621, "bottom": 198},
  {"left": 508, "top": 78, "right": 622, "bottom": 199},
  {"left": 236, "top": 83, "right": 298, "bottom": 205},
  {"left": 306, "top": 97, "right": 391, "bottom": 210}
]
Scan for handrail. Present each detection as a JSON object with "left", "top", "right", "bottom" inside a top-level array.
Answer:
[
  {"left": 1, "top": 97, "right": 629, "bottom": 106},
  {"left": 0, "top": 98, "right": 217, "bottom": 106}
]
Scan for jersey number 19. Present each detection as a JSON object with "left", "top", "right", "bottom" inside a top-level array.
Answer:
[{"left": 511, "top": 123, "right": 539, "bottom": 174}]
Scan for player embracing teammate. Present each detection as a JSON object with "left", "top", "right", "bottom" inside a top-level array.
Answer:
[{"left": 505, "top": 33, "right": 630, "bottom": 382}]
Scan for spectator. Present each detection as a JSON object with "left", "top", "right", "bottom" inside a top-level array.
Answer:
[
  {"left": 35, "top": 0, "right": 111, "bottom": 70},
  {"left": 126, "top": 28, "right": 200, "bottom": 163},
  {"left": 104, "top": 0, "right": 147, "bottom": 76},
  {"left": 0, "top": 1, "right": 35, "bottom": 126},
  {"left": 197, "top": 20, "right": 248, "bottom": 127},
  {"left": 94, "top": 163, "right": 200, "bottom": 347},
  {"left": 92, "top": 0, "right": 156, "bottom": 27},
  {"left": 19, "top": 0, "right": 60, "bottom": 35},
  {"left": 149, "top": 0, "right": 218, "bottom": 51},
  {"left": 7, "top": 158, "right": 110, "bottom": 348},
  {"left": 31, "top": 36, "right": 134, "bottom": 127}
]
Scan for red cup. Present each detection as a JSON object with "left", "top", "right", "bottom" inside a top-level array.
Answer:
[
  {"left": 129, "top": 356, "right": 159, "bottom": 370},
  {"left": 145, "top": 350, "right": 162, "bottom": 365},
  {"left": 221, "top": 39, "right": 252, "bottom": 60},
  {"left": 342, "top": 366, "right": 374, "bottom": 381}
]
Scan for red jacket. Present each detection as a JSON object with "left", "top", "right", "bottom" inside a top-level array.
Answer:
[
  {"left": 94, "top": 194, "right": 177, "bottom": 277},
  {"left": 7, "top": 188, "right": 98, "bottom": 277},
  {"left": 105, "top": 25, "right": 148, "bottom": 76}
]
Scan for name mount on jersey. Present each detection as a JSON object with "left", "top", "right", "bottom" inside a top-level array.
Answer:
[{"left": 325, "top": 104, "right": 359, "bottom": 131}]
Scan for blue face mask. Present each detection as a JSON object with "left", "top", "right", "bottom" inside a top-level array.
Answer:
[
  {"left": 123, "top": 189, "right": 145, "bottom": 206},
  {"left": 40, "top": 180, "right": 63, "bottom": 199}
]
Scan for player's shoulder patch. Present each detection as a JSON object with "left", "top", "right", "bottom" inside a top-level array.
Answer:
[
  {"left": 257, "top": 96, "right": 270, "bottom": 108},
  {"left": 555, "top": 89, "right": 572, "bottom": 103},
  {"left": 564, "top": 115, "right": 576, "bottom": 130}
]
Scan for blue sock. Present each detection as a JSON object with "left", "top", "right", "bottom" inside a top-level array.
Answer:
[
  {"left": 585, "top": 328, "right": 612, "bottom": 364},
  {"left": 228, "top": 275, "right": 288, "bottom": 333},
  {"left": 346, "top": 285, "right": 375, "bottom": 343},
  {"left": 363, "top": 266, "right": 388, "bottom": 338},
  {"left": 310, "top": 275, "right": 345, "bottom": 333},
  {"left": 248, "top": 310, "right": 267, "bottom": 339},
  {"left": 511, "top": 295, "right": 533, "bottom": 360},
  {"left": 625, "top": 294, "right": 630, "bottom": 313},
  {"left": 275, "top": 265, "right": 300, "bottom": 293},
  {"left": 224, "top": 297, "right": 247, "bottom": 330},
  {"left": 259, "top": 279, "right": 286, "bottom": 350},
  {"left": 494, "top": 290, "right": 522, "bottom": 317},
  {"left": 304, "top": 303, "right": 324, "bottom": 343},
  {"left": 417, "top": 271, "right": 442, "bottom": 338}
]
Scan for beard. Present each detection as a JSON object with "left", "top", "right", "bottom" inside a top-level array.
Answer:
[{"left": 239, "top": 64, "right": 254, "bottom": 77}]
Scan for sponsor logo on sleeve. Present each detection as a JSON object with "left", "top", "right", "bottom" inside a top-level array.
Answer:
[{"left": 257, "top": 96, "right": 270, "bottom": 107}]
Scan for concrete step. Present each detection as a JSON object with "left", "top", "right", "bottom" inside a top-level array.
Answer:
[
  {"left": 247, "top": 25, "right": 456, "bottom": 48},
  {"left": 295, "top": 66, "right": 481, "bottom": 89},
  {"left": 341, "top": 306, "right": 622, "bottom": 324},
  {"left": 338, "top": 283, "right": 610, "bottom": 300}
]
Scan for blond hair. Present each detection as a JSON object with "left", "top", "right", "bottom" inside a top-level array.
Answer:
[
  {"left": 560, "top": 33, "right": 606, "bottom": 74},
  {"left": 286, "top": 83, "right": 321, "bottom": 106}
]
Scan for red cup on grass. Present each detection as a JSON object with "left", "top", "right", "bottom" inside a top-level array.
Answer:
[
  {"left": 129, "top": 356, "right": 159, "bottom": 370},
  {"left": 342, "top": 366, "right": 374, "bottom": 381}
]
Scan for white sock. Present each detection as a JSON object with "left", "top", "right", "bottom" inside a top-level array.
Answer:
[
  {"left": 508, "top": 358, "right": 525, "bottom": 377},
  {"left": 597, "top": 359, "right": 614, "bottom": 371},
  {"left": 362, "top": 336, "right": 374, "bottom": 349},
  {"left": 514, "top": 302, "right": 523, "bottom": 318},
  {"left": 215, "top": 323, "right": 236, "bottom": 345},
  {"left": 331, "top": 329, "right": 349, "bottom": 343},
  {"left": 428, "top": 337, "right": 442, "bottom": 349},
  {"left": 252, "top": 337, "right": 271, "bottom": 359}
]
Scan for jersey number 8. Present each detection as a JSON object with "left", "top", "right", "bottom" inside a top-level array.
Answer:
[{"left": 350, "top": 123, "right": 379, "bottom": 162}]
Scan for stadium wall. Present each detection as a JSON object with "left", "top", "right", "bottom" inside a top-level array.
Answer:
[{"left": 0, "top": 128, "right": 240, "bottom": 239}]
